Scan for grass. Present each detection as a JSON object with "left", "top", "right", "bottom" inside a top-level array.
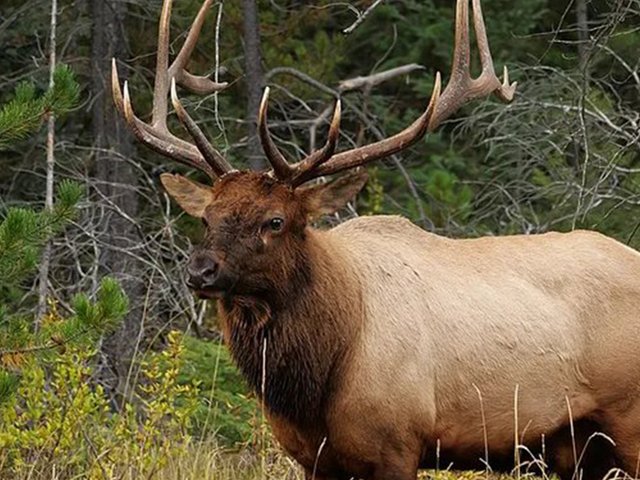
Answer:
[
  {"left": 179, "top": 335, "right": 258, "bottom": 445},
  {"left": 3, "top": 419, "right": 636, "bottom": 479},
  {"left": 4, "top": 441, "right": 302, "bottom": 480},
  {"left": 2, "top": 331, "right": 636, "bottom": 479}
]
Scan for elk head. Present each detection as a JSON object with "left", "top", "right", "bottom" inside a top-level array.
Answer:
[{"left": 112, "top": 0, "right": 516, "bottom": 301}]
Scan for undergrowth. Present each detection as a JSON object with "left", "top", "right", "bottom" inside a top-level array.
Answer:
[
  {"left": 0, "top": 303, "right": 626, "bottom": 479},
  {"left": 0, "top": 300, "right": 301, "bottom": 480}
]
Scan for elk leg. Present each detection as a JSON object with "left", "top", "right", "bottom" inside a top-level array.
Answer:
[
  {"left": 304, "top": 468, "right": 340, "bottom": 480},
  {"left": 602, "top": 403, "right": 640, "bottom": 477},
  {"left": 371, "top": 466, "right": 417, "bottom": 480},
  {"left": 547, "top": 419, "right": 616, "bottom": 480},
  {"left": 611, "top": 431, "right": 640, "bottom": 477},
  {"left": 370, "top": 455, "right": 419, "bottom": 480}
]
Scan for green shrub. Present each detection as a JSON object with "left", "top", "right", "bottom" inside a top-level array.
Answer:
[
  {"left": 0, "top": 329, "right": 204, "bottom": 478},
  {"left": 179, "top": 335, "right": 259, "bottom": 446}
]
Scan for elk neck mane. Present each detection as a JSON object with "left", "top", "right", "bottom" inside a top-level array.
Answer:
[{"left": 217, "top": 227, "right": 363, "bottom": 426}]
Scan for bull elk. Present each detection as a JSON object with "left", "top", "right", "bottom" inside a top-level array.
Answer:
[{"left": 112, "top": 1, "right": 640, "bottom": 479}]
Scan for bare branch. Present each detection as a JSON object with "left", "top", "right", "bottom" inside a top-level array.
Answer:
[
  {"left": 343, "top": 0, "right": 385, "bottom": 35},
  {"left": 338, "top": 64, "right": 426, "bottom": 93}
]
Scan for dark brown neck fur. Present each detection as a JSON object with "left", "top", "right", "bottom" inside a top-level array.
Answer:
[{"left": 218, "top": 229, "right": 362, "bottom": 426}]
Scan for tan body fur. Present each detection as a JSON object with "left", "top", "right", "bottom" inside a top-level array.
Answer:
[{"left": 248, "top": 215, "right": 640, "bottom": 480}]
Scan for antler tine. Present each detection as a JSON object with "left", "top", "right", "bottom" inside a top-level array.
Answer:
[
  {"left": 112, "top": 0, "right": 234, "bottom": 180},
  {"left": 290, "top": 98, "right": 342, "bottom": 186},
  {"left": 153, "top": 0, "right": 228, "bottom": 127},
  {"left": 111, "top": 58, "right": 125, "bottom": 116},
  {"left": 113, "top": 53, "right": 217, "bottom": 179},
  {"left": 281, "top": 0, "right": 515, "bottom": 184},
  {"left": 310, "top": 73, "right": 442, "bottom": 179},
  {"left": 151, "top": 0, "right": 173, "bottom": 129},
  {"left": 121, "top": 80, "right": 215, "bottom": 177},
  {"left": 258, "top": 87, "right": 296, "bottom": 181},
  {"left": 113, "top": 59, "right": 202, "bottom": 158},
  {"left": 427, "top": 0, "right": 517, "bottom": 131},
  {"left": 169, "top": 0, "right": 229, "bottom": 95},
  {"left": 170, "top": 79, "right": 235, "bottom": 176},
  {"left": 471, "top": 0, "right": 517, "bottom": 102}
]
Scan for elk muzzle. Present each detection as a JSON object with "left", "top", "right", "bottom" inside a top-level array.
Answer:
[{"left": 186, "top": 251, "right": 234, "bottom": 297}]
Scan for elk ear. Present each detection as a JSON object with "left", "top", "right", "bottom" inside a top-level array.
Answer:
[
  {"left": 301, "top": 170, "right": 368, "bottom": 218},
  {"left": 160, "top": 173, "right": 214, "bottom": 218}
]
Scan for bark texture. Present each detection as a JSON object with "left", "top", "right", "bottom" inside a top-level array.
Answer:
[
  {"left": 90, "top": 0, "right": 142, "bottom": 402},
  {"left": 36, "top": 0, "right": 58, "bottom": 327},
  {"left": 576, "top": 0, "right": 590, "bottom": 75},
  {"left": 242, "top": 0, "right": 265, "bottom": 169}
]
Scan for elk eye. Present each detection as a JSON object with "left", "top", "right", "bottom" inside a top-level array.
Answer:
[{"left": 268, "top": 217, "right": 284, "bottom": 232}]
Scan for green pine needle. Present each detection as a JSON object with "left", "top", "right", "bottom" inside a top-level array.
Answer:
[{"left": 0, "top": 64, "right": 80, "bottom": 151}]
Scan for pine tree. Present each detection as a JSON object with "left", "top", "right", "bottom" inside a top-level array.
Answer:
[
  {"left": 0, "top": 66, "right": 126, "bottom": 404},
  {"left": 0, "top": 65, "right": 78, "bottom": 150},
  {"left": 0, "top": 180, "right": 128, "bottom": 404}
]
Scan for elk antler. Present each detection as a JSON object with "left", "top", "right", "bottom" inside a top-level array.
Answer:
[
  {"left": 112, "top": 0, "right": 235, "bottom": 179},
  {"left": 259, "top": 0, "right": 517, "bottom": 186},
  {"left": 258, "top": 87, "right": 342, "bottom": 184}
]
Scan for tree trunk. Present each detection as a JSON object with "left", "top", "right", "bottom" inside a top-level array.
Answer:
[
  {"left": 576, "top": 0, "right": 589, "bottom": 76},
  {"left": 242, "top": 0, "right": 265, "bottom": 169},
  {"left": 90, "top": 0, "right": 143, "bottom": 404},
  {"left": 36, "top": 0, "right": 58, "bottom": 328}
]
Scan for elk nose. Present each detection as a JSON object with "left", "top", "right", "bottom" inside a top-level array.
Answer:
[{"left": 186, "top": 254, "right": 219, "bottom": 289}]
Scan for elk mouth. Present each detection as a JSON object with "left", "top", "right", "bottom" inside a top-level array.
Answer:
[
  {"left": 189, "top": 273, "right": 238, "bottom": 300},
  {"left": 194, "top": 287, "right": 227, "bottom": 300}
]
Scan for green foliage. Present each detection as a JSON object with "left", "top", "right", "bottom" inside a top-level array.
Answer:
[
  {"left": 0, "top": 347, "right": 111, "bottom": 473},
  {"left": 365, "top": 168, "right": 386, "bottom": 215},
  {"left": 180, "top": 335, "right": 259, "bottom": 446},
  {"left": 70, "top": 277, "right": 129, "bottom": 338},
  {"left": 0, "top": 175, "right": 127, "bottom": 406},
  {"left": 0, "top": 279, "right": 127, "bottom": 400},
  {"left": 0, "top": 180, "right": 82, "bottom": 289},
  {"left": 0, "top": 65, "right": 79, "bottom": 151},
  {"left": 0, "top": 330, "right": 202, "bottom": 478},
  {"left": 43, "top": 65, "right": 81, "bottom": 116},
  {"left": 0, "top": 82, "right": 43, "bottom": 151},
  {"left": 423, "top": 168, "right": 473, "bottom": 224},
  {"left": 0, "top": 370, "right": 19, "bottom": 406}
]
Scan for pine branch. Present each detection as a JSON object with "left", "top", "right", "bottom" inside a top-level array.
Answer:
[
  {"left": 0, "top": 181, "right": 82, "bottom": 288},
  {"left": 0, "top": 278, "right": 127, "bottom": 404},
  {"left": 0, "top": 65, "right": 79, "bottom": 151}
]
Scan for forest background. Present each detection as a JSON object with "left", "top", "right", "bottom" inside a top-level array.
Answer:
[{"left": 0, "top": 0, "right": 638, "bottom": 478}]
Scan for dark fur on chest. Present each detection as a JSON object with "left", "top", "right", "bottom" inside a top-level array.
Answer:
[{"left": 222, "top": 295, "right": 345, "bottom": 426}]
